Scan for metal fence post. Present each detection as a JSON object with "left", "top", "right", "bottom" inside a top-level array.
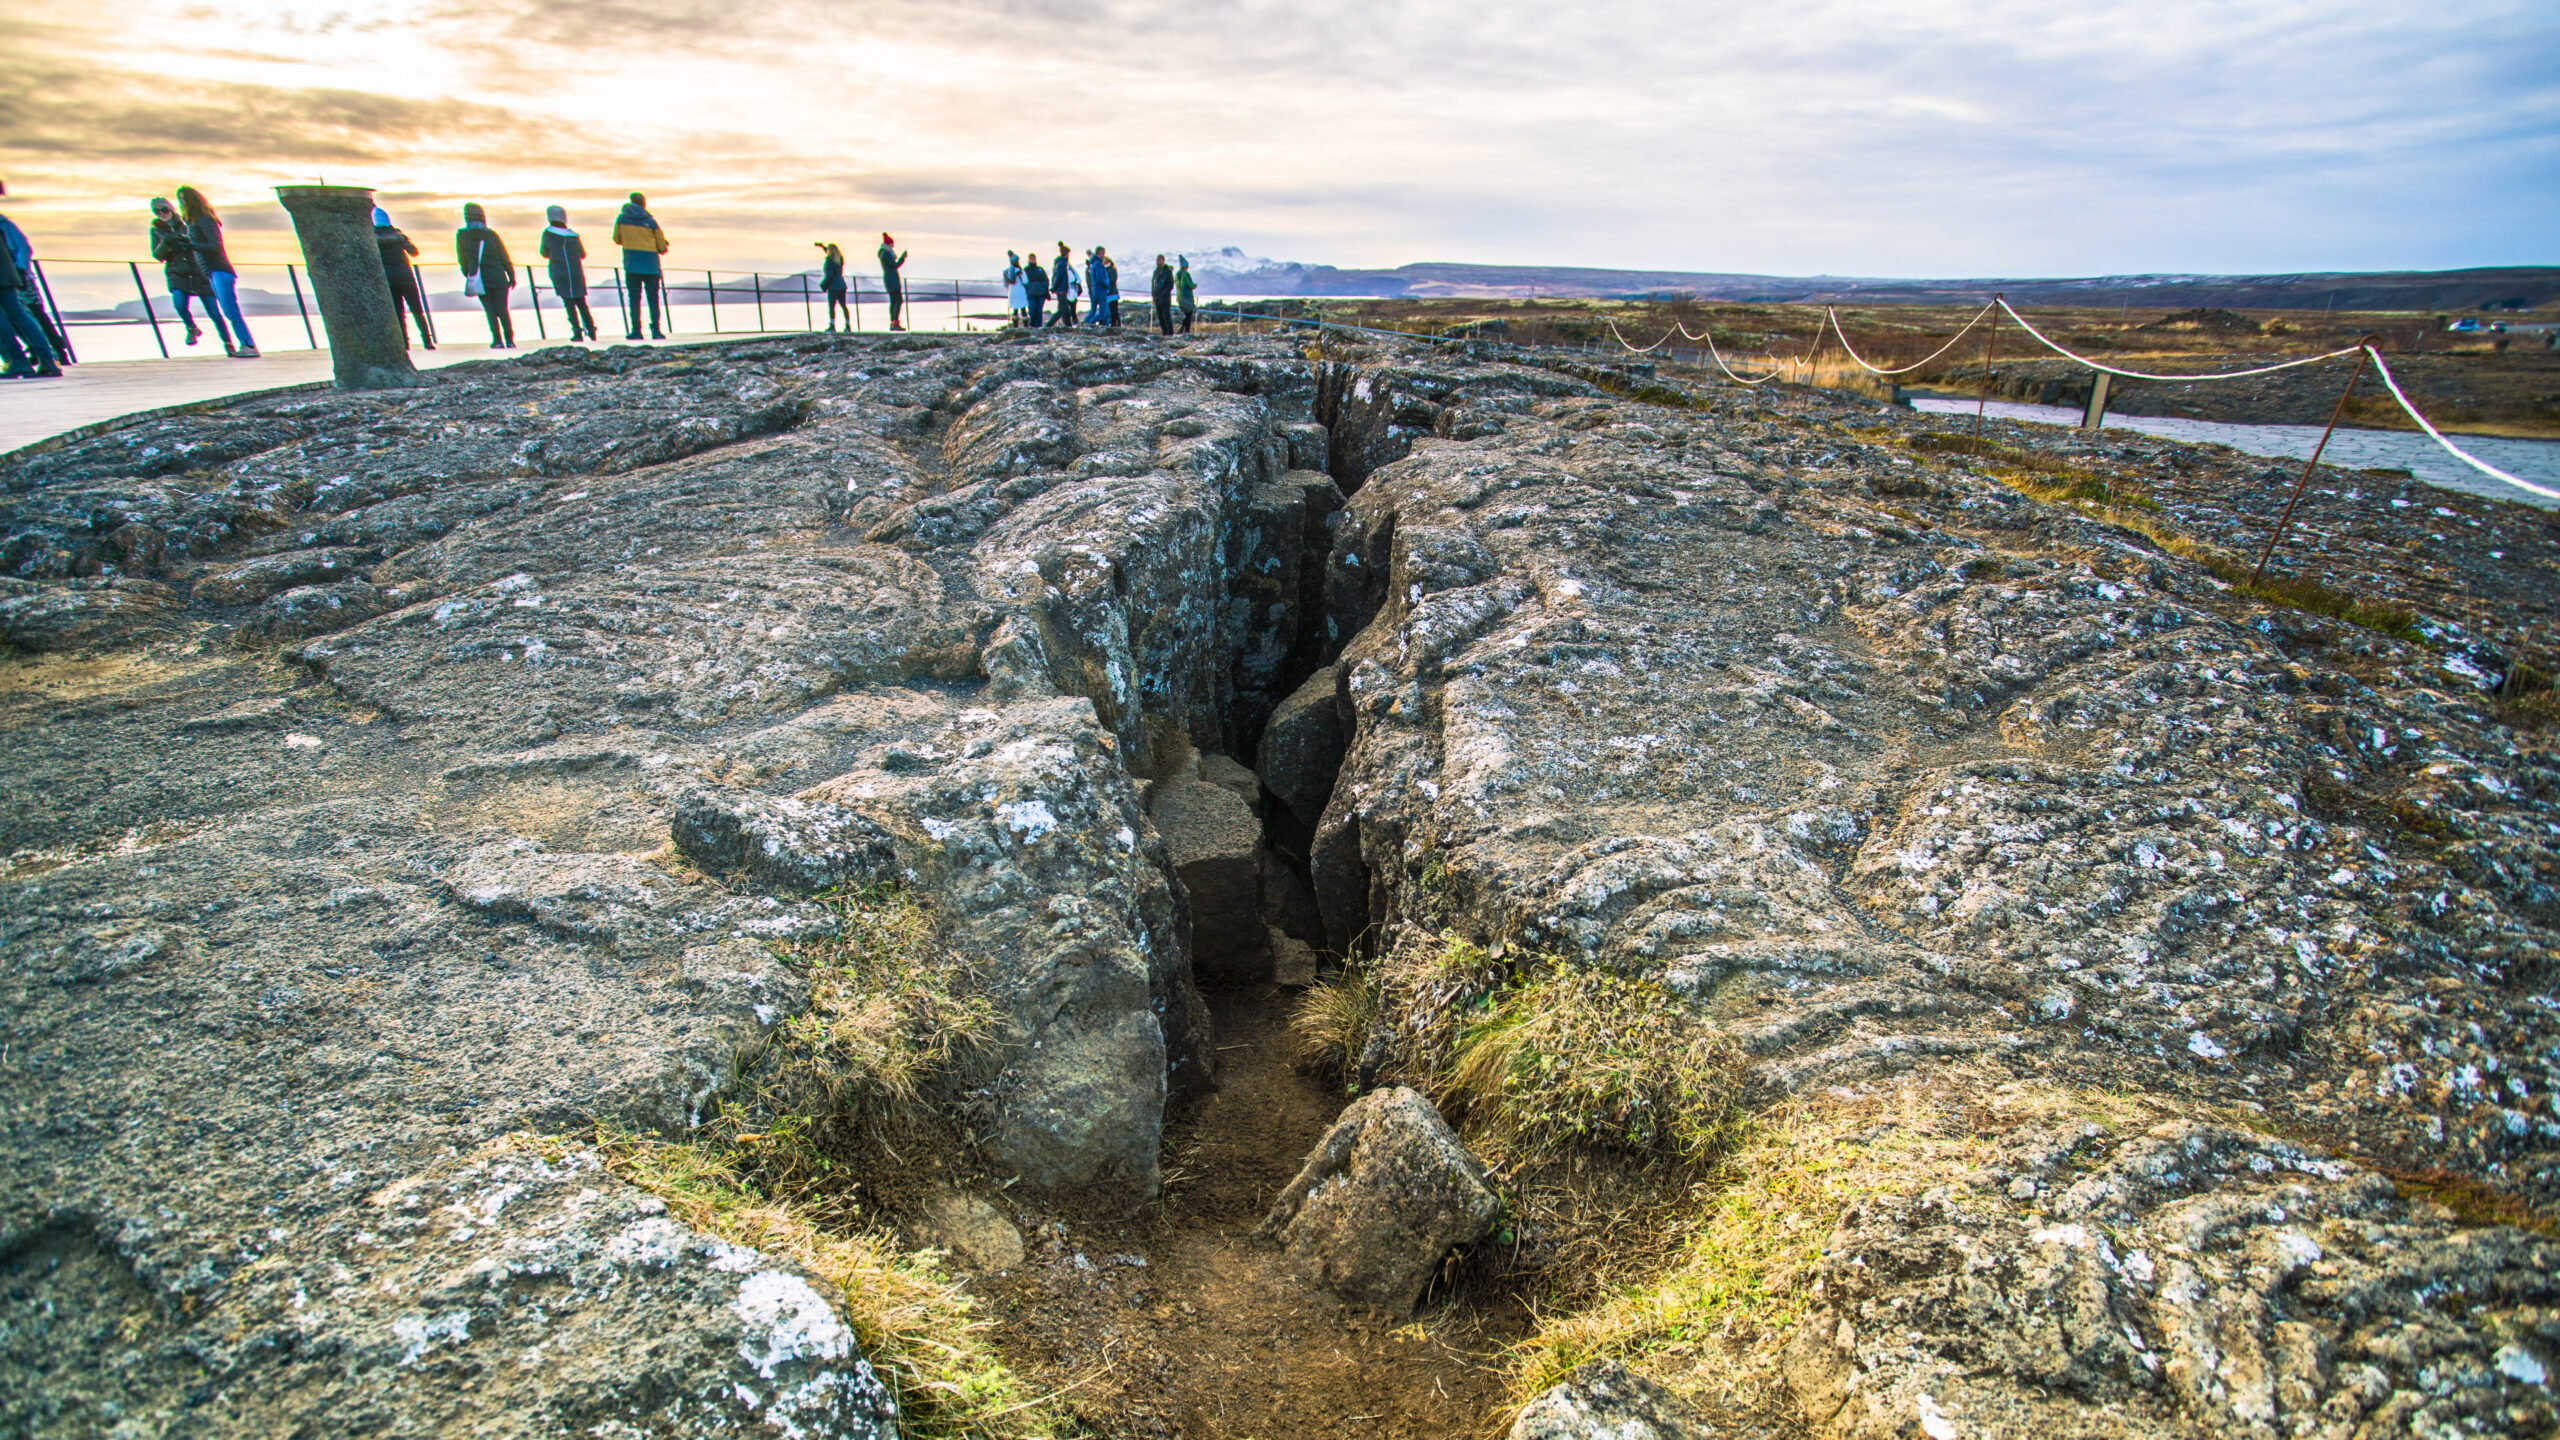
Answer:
[
  {"left": 127, "top": 261, "right": 170, "bottom": 358},
  {"left": 528, "top": 281, "right": 548, "bottom": 340},
  {"left": 706, "top": 270, "right": 718, "bottom": 333},
  {"left": 286, "top": 264, "right": 318, "bottom": 349},
  {"left": 411, "top": 263, "right": 437, "bottom": 348},
  {"left": 30, "top": 262, "right": 76, "bottom": 362},
  {"left": 753, "top": 272, "right": 765, "bottom": 332},
  {"left": 953, "top": 279, "right": 962, "bottom": 331},
  {"left": 850, "top": 278, "right": 862, "bottom": 331},
  {"left": 800, "top": 274, "right": 812, "bottom": 330},
  {"left": 613, "top": 267, "right": 627, "bottom": 338}
]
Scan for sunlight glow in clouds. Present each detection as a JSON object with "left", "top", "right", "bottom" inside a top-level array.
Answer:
[{"left": 3, "top": 0, "right": 2552, "bottom": 278}]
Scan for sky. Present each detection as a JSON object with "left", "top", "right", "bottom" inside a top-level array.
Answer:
[{"left": 4, "top": 0, "right": 2554, "bottom": 285}]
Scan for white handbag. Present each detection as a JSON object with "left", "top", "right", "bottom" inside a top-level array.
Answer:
[{"left": 464, "top": 239, "right": 488, "bottom": 297}]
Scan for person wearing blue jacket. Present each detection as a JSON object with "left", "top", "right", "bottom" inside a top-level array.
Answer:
[
  {"left": 613, "top": 193, "right": 669, "bottom": 340},
  {"left": 1085, "top": 247, "right": 1114, "bottom": 327}
]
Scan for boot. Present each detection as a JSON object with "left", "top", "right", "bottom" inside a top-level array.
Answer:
[{"left": 184, "top": 323, "right": 202, "bottom": 347}]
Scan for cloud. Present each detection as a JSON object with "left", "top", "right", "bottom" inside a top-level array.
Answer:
[{"left": 6, "top": 0, "right": 2554, "bottom": 277}]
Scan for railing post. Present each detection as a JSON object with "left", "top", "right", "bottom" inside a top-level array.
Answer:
[
  {"left": 411, "top": 263, "right": 437, "bottom": 348},
  {"left": 801, "top": 273, "right": 812, "bottom": 330},
  {"left": 128, "top": 261, "right": 170, "bottom": 358},
  {"left": 528, "top": 281, "right": 548, "bottom": 340},
  {"left": 613, "top": 267, "right": 627, "bottom": 338},
  {"left": 753, "top": 272, "right": 765, "bottom": 332},
  {"left": 30, "top": 262, "right": 76, "bottom": 362},
  {"left": 286, "top": 264, "right": 318, "bottom": 349},
  {"left": 850, "top": 278, "right": 862, "bottom": 331},
  {"left": 954, "top": 279, "right": 962, "bottom": 331},
  {"left": 707, "top": 270, "right": 718, "bottom": 333}
]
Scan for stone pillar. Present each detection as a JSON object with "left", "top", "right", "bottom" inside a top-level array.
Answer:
[{"left": 273, "top": 185, "right": 419, "bottom": 391}]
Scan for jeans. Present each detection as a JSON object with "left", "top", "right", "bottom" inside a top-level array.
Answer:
[
  {"left": 388, "top": 284, "right": 432, "bottom": 347},
  {"left": 562, "top": 295, "right": 598, "bottom": 338},
  {"left": 479, "top": 286, "right": 515, "bottom": 345},
  {"left": 207, "top": 270, "right": 256, "bottom": 351},
  {"left": 1028, "top": 296, "right": 1046, "bottom": 328},
  {"left": 1179, "top": 303, "right": 1195, "bottom": 334},
  {"left": 0, "top": 290, "right": 51, "bottom": 373},
  {"left": 885, "top": 285, "right": 904, "bottom": 328},
  {"left": 826, "top": 289, "right": 851, "bottom": 328},
  {"left": 626, "top": 271, "right": 663, "bottom": 335},
  {"left": 1154, "top": 295, "right": 1173, "bottom": 334},
  {"left": 174, "top": 290, "right": 230, "bottom": 347}
]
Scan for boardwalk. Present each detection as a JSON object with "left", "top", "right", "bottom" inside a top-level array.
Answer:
[{"left": 0, "top": 338, "right": 732, "bottom": 455}]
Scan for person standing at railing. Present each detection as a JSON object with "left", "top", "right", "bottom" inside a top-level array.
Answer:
[
  {"left": 815, "top": 242, "right": 851, "bottom": 331},
  {"left": 176, "top": 186, "right": 256, "bottom": 359},
  {"left": 1024, "top": 248, "right": 1049, "bottom": 328},
  {"left": 1176, "top": 256, "right": 1197, "bottom": 335},
  {"left": 149, "top": 198, "right": 222, "bottom": 349},
  {"left": 1101, "top": 249, "right": 1122, "bottom": 327},
  {"left": 1050, "top": 244, "right": 1078, "bottom": 329},
  {"left": 373, "top": 208, "right": 434, "bottom": 350},
  {"left": 1151, "top": 254, "right": 1175, "bottom": 336},
  {"left": 457, "top": 204, "right": 517, "bottom": 348},
  {"left": 0, "top": 185, "right": 70, "bottom": 366},
  {"left": 0, "top": 233, "right": 58, "bottom": 380},
  {"left": 614, "top": 194, "right": 669, "bottom": 340},
  {"left": 877, "top": 234, "right": 908, "bottom": 331},
  {"left": 1004, "top": 251, "right": 1027, "bottom": 327},
  {"left": 542, "top": 207, "right": 598, "bottom": 342}
]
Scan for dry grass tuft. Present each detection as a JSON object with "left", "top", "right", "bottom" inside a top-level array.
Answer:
[
  {"left": 764, "top": 883, "right": 1007, "bottom": 1135},
  {"left": 1505, "top": 1082, "right": 2185, "bottom": 1422},
  {"left": 1289, "top": 967, "right": 1380, "bottom": 1082},
  {"left": 602, "top": 1133, "right": 1063, "bottom": 1438}
]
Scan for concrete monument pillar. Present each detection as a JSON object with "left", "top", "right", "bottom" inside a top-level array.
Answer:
[{"left": 274, "top": 185, "right": 420, "bottom": 390}]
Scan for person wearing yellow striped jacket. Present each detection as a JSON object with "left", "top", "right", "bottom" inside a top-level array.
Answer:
[{"left": 612, "top": 194, "right": 670, "bottom": 340}]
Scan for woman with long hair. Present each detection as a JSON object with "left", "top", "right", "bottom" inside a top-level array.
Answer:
[
  {"left": 149, "top": 197, "right": 223, "bottom": 349},
  {"left": 1004, "top": 250, "right": 1027, "bottom": 327},
  {"left": 456, "top": 203, "right": 516, "bottom": 347},
  {"left": 815, "top": 242, "right": 852, "bottom": 331},
  {"left": 175, "top": 185, "right": 256, "bottom": 358},
  {"left": 540, "top": 207, "right": 596, "bottom": 342}
]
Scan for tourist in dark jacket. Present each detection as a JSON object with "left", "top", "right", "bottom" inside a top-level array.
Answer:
[
  {"left": 176, "top": 185, "right": 255, "bottom": 357},
  {"left": 0, "top": 237, "right": 55, "bottom": 379},
  {"left": 457, "top": 204, "right": 516, "bottom": 347},
  {"left": 1101, "top": 249, "right": 1121, "bottom": 326},
  {"left": 878, "top": 233, "right": 908, "bottom": 330},
  {"left": 613, "top": 193, "right": 669, "bottom": 339},
  {"left": 1151, "top": 254, "right": 1176, "bottom": 335},
  {"left": 0, "top": 185, "right": 69, "bottom": 367},
  {"left": 1176, "top": 256, "right": 1198, "bottom": 334},
  {"left": 1024, "top": 247, "right": 1050, "bottom": 328},
  {"left": 540, "top": 207, "right": 596, "bottom": 341},
  {"left": 1050, "top": 245, "right": 1077, "bottom": 328},
  {"left": 1085, "top": 248, "right": 1114, "bottom": 326},
  {"left": 150, "top": 197, "right": 221, "bottom": 349},
  {"left": 374, "top": 207, "right": 433, "bottom": 350},
  {"left": 815, "top": 242, "right": 852, "bottom": 331}
]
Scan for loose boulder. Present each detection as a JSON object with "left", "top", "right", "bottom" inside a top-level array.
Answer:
[
  {"left": 1150, "top": 773, "right": 1268, "bottom": 980},
  {"left": 1257, "top": 1086, "right": 1497, "bottom": 1314},
  {"left": 1512, "top": 1360, "right": 1709, "bottom": 1440}
]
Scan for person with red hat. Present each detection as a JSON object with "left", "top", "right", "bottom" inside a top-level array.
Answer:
[{"left": 877, "top": 233, "right": 908, "bottom": 331}]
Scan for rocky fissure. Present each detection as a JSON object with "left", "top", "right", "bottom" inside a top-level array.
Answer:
[{"left": 3, "top": 328, "right": 2556, "bottom": 1439}]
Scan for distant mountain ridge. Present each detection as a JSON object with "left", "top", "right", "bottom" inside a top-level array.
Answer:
[{"left": 1187, "top": 255, "right": 2557, "bottom": 311}]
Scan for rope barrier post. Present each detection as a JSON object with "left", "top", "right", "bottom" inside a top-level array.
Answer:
[
  {"left": 286, "top": 264, "right": 318, "bottom": 349},
  {"left": 1974, "top": 294, "right": 2001, "bottom": 443},
  {"left": 2079, "top": 372, "right": 2112, "bottom": 434},
  {"left": 2250, "top": 344, "right": 2372, "bottom": 586},
  {"left": 128, "top": 261, "right": 170, "bottom": 358}
]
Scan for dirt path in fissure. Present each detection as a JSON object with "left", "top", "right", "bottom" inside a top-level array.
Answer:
[{"left": 984, "top": 983, "right": 1530, "bottom": 1440}]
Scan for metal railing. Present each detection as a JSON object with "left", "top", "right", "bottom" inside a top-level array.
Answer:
[{"left": 30, "top": 256, "right": 1083, "bottom": 362}]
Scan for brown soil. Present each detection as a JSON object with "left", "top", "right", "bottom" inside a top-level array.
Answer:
[{"left": 982, "top": 982, "right": 1532, "bottom": 1439}]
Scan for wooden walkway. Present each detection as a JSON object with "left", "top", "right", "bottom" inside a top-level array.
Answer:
[{"left": 0, "top": 337, "right": 740, "bottom": 456}]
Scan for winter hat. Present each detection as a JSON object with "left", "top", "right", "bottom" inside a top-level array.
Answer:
[
  {"left": 547, "top": 205, "right": 567, "bottom": 226},
  {"left": 372, "top": 206, "right": 390, "bottom": 226},
  {"left": 463, "top": 203, "right": 486, "bottom": 225},
  {"left": 882, "top": 233, "right": 894, "bottom": 246}
]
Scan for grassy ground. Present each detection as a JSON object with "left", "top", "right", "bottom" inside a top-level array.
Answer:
[{"left": 600, "top": 885, "right": 1062, "bottom": 1440}]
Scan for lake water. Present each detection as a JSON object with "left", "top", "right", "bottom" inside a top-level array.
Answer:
[{"left": 1909, "top": 397, "right": 2560, "bottom": 511}]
